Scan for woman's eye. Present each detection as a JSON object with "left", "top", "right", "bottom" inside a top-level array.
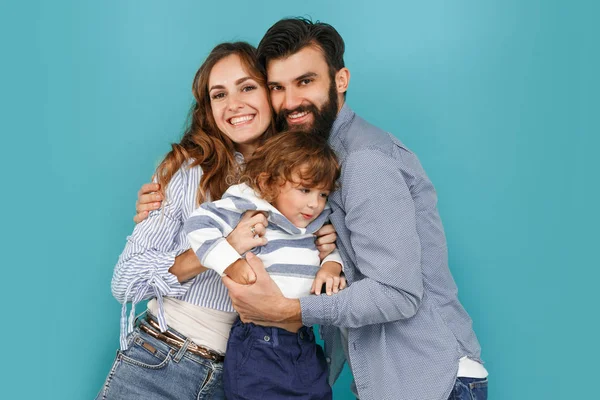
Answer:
[
  {"left": 242, "top": 85, "right": 257, "bottom": 92},
  {"left": 211, "top": 92, "right": 225, "bottom": 100}
]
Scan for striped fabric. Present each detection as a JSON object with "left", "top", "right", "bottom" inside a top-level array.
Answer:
[
  {"left": 184, "top": 183, "right": 342, "bottom": 299},
  {"left": 111, "top": 158, "right": 242, "bottom": 350},
  {"left": 299, "top": 104, "right": 484, "bottom": 400}
]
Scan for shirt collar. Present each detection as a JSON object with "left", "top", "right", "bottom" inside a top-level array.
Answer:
[
  {"left": 224, "top": 183, "right": 331, "bottom": 235},
  {"left": 329, "top": 102, "right": 355, "bottom": 143},
  {"left": 234, "top": 151, "right": 245, "bottom": 165}
]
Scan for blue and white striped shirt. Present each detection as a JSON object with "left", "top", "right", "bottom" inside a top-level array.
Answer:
[
  {"left": 184, "top": 183, "right": 342, "bottom": 299},
  {"left": 111, "top": 159, "right": 241, "bottom": 349}
]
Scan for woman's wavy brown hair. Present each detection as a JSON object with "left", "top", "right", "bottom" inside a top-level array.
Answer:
[
  {"left": 154, "top": 42, "right": 275, "bottom": 204},
  {"left": 240, "top": 130, "right": 340, "bottom": 203}
]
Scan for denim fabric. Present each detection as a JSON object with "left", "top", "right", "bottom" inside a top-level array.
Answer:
[
  {"left": 223, "top": 319, "right": 331, "bottom": 400},
  {"left": 95, "top": 320, "right": 224, "bottom": 400},
  {"left": 448, "top": 377, "right": 488, "bottom": 400}
]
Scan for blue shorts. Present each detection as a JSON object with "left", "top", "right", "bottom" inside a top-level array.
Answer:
[{"left": 223, "top": 319, "right": 332, "bottom": 400}]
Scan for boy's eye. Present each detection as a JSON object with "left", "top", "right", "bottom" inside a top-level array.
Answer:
[
  {"left": 320, "top": 192, "right": 329, "bottom": 198},
  {"left": 298, "top": 188, "right": 310, "bottom": 194}
]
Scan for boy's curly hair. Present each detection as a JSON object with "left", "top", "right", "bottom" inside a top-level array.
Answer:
[{"left": 241, "top": 130, "right": 340, "bottom": 202}]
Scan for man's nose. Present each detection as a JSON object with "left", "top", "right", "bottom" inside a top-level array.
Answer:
[{"left": 284, "top": 88, "right": 302, "bottom": 111}]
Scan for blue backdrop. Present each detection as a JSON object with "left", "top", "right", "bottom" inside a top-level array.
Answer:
[{"left": 2, "top": 1, "right": 597, "bottom": 399}]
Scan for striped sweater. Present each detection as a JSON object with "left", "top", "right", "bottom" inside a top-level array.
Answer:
[{"left": 184, "top": 183, "right": 342, "bottom": 299}]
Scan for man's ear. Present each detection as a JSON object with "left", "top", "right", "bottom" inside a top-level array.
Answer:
[{"left": 335, "top": 68, "right": 350, "bottom": 94}]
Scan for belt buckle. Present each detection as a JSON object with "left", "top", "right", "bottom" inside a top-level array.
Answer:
[{"left": 143, "top": 315, "right": 223, "bottom": 362}]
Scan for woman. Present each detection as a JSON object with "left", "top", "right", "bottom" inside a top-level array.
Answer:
[{"left": 97, "top": 42, "right": 337, "bottom": 400}]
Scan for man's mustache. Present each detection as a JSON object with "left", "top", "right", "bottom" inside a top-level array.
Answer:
[{"left": 278, "top": 104, "right": 317, "bottom": 118}]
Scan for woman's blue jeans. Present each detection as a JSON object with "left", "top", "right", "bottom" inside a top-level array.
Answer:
[{"left": 95, "top": 319, "right": 224, "bottom": 400}]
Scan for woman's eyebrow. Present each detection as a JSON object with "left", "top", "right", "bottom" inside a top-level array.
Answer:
[{"left": 209, "top": 76, "right": 253, "bottom": 92}]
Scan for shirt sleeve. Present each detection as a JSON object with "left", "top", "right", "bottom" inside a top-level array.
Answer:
[
  {"left": 300, "top": 148, "right": 424, "bottom": 328},
  {"left": 321, "top": 248, "right": 344, "bottom": 271},
  {"left": 184, "top": 198, "right": 244, "bottom": 276},
  {"left": 110, "top": 166, "right": 195, "bottom": 349}
]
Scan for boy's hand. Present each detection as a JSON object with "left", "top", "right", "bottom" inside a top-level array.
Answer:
[
  {"left": 223, "top": 259, "right": 257, "bottom": 285},
  {"left": 311, "top": 261, "right": 346, "bottom": 296}
]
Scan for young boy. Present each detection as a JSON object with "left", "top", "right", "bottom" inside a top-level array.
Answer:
[{"left": 184, "top": 130, "right": 344, "bottom": 400}]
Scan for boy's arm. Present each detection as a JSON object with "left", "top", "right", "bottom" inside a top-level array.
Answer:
[
  {"left": 321, "top": 248, "right": 343, "bottom": 271},
  {"left": 183, "top": 201, "right": 243, "bottom": 276}
]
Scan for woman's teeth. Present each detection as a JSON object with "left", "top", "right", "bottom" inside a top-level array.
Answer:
[{"left": 229, "top": 115, "right": 254, "bottom": 125}]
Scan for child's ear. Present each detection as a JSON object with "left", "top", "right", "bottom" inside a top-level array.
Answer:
[{"left": 256, "top": 172, "right": 270, "bottom": 194}]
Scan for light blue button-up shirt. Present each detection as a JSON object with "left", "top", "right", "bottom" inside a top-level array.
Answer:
[{"left": 300, "top": 104, "right": 483, "bottom": 400}]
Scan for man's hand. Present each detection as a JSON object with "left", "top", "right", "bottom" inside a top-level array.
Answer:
[
  {"left": 222, "top": 253, "right": 301, "bottom": 326},
  {"left": 315, "top": 224, "right": 337, "bottom": 261},
  {"left": 223, "top": 259, "right": 257, "bottom": 285},
  {"left": 227, "top": 211, "right": 268, "bottom": 254},
  {"left": 134, "top": 183, "right": 163, "bottom": 223},
  {"left": 311, "top": 261, "right": 347, "bottom": 296}
]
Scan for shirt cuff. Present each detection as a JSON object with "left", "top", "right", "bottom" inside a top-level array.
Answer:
[
  {"left": 202, "top": 239, "right": 242, "bottom": 275},
  {"left": 299, "top": 293, "right": 338, "bottom": 326},
  {"left": 321, "top": 250, "right": 344, "bottom": 271},
  {"left": 145, "top": 250, "right": 189, "bottom": 296}
]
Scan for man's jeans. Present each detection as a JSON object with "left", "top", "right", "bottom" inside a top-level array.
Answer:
[
  {"left": 448, "top": 377, "right": 488, "bottom": 400},
  {"left": 95, "top": 320, "right": 225, "bottom": 400}
]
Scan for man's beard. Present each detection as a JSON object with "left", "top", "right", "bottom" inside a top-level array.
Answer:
[{"left": 275, "top": 79, "right": 338, "bottom": 140}]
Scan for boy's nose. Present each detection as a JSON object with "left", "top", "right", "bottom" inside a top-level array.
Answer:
[{"left": 307, "top": 196, "right": 319, "bottom": 208}]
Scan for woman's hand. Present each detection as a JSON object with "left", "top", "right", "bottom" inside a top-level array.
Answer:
[
  {"left": 315, "top": 223, "right": 337, "bottom": 261},
  {"left": 134, "top": 183, "right": 163, "bottom": 223},
  {"left": 227, "top": 211, "right": 268, "bottom": 254}
]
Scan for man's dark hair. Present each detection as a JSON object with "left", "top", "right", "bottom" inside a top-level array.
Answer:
[{"left": 257, "top": 17, "right": 345, "bottom": 78}]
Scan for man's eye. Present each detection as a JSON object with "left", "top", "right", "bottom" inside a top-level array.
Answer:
[
  {"left": 300, "top": 79, "right": 312, "bottom": 86},
  {"left": 269, "top": 85, "right": 282, "bottom": 91}
]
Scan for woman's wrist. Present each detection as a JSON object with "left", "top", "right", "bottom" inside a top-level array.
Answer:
[{"left": 169, "top": 249, "right": 207, "bottom": 283}]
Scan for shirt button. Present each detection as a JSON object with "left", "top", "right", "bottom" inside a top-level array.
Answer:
[
  {"left": 299, "top": 332, "right": 305, "bottom": 340},
  {"left": 263, "top": 335, "right": 270, "bottom": 342},
  {"left": 326, "top": 357, "right": 331, "bottom": 363}
]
